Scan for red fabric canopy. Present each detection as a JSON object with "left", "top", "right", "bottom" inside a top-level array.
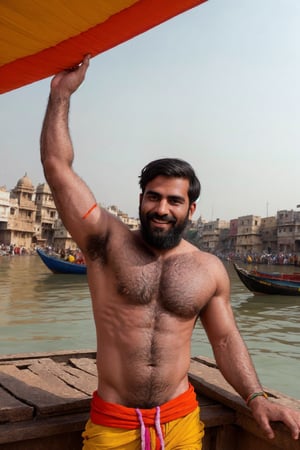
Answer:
[{"left": 0, "top": 0, "right": 207, "bottom": 94}]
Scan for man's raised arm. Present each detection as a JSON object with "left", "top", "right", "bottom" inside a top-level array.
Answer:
[{"left": 40, "top": 56, "right": 104, "bottom": 252}]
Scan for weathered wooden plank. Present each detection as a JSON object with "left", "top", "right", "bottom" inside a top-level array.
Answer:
[
  {"left": 202, "top": 427, "right": 217, "bottom": 450},
  {"left": 0, "top": 350, "right": 96, "bottom": 366},
  {"left": 201, "top": 404, "right": 236, "bottom": 428},
  {"left": 0, "top": 364, "right": 90, "bottom": 416},
  {"left": 215, "top": 424, "right": 239, "bottom": 450},
  {"left": 0, "top": 352, "right": 299, "bottom": 450},
  {"left": 0, "top": 411, "right": 89, "bottom": 445},
  {"left": 236, "top": 412, "right": 300, "bottom": 450},
  {"left": 0, "top": 433, "right": 84, "bottom": 450},
  {"left": 69, "top": 357, "right": 98, "bottom": 377},
  {"left": 189, "top": 359, "right": 249, "bottom": 413},
  {"left": 28, "top": 359, "right": 97, "bottom": 396},
  {"left": 191, "top": 356, "right": 300, "bottom": 413},
  {"left": 0, "top": 387, "right": 33, "bottom": 423},
  {"left": 190, "top": 357, "right": 300, "bottom": 450},
  {"left": 196, "top": 393, "right": 220, "bottom": 407}
]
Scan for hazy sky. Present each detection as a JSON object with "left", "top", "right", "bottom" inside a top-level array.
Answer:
[{"left": 1, "top": 0, "right": 300, "bottom": 221}]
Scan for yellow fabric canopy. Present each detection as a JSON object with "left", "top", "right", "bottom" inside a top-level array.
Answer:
[{"left": 0, "top": 0, "right": 207, "bottom": 94}]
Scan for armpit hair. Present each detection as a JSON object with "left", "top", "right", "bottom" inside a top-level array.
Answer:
[{"left": 86, "top": 232, "right": 110, "bottom": 265}]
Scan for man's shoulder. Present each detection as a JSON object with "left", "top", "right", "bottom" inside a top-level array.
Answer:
[
  {"left": 184, "top": 241, "right": 221, "bottom": 263},
  {"left": 187, "top": 245, "right": 228, "bottom": 277}
]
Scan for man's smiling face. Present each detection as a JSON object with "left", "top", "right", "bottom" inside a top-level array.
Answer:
[{"left": 139, "top": 176, "right": 196, "bottom": 250}]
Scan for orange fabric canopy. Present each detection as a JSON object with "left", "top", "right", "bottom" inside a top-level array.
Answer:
[{"left": 0, "top": 0, "right": 207, "bottom": 94}]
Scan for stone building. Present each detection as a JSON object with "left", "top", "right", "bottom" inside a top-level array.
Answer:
[
  {"left": 277, "top": 210, "right": 300, "bottom": 254},
  {"left": 201, "top": 219, "right": 230, "bottom": 253},
  {"left": 1, "top": 175, "right": 299, "bottom": 256},
  {"left": 106, "top": 205, "right": 140, "bottom": 230},
  {"left": 35, "top": 183, "right": 58, "bottom": 246},
  {"left": 260, "top": 216, "right": 277, "bottom": 254},
  {"left": 227, "top": 219, "right": 238, "bottom": 254},
  {"left": 0, "top": 187, "right": 10, "bottom": 226},
  {"left": 0, "top": 174, "right": 36, "bottom": 249},
  {"left": 53, "top": 218, "right": 77, "bottom": 252},
  {"left": 235, "top": 215, "right": 262, "bottom": 255}
]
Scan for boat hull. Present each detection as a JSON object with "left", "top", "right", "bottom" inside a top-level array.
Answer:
[
  {"left": 234, "top": 264, "right": 300, "bottom": 296},
  {"left": 37, "top": 248, "right": 87, "bottom": 274},
  {"left": 251, "top": 268, "right": 300, "bottom": 283}
]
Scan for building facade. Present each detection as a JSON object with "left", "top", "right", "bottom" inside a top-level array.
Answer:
[
  {"left": 201, "top": 219, "right": 230, "bottom": 253},
  {"left": 0, "top": 175, "right": 36, "bottom": 249},
  {"left": 35, "top": 183, "right": 58, "bottom": 246},
  {"left": 277, "top": 210, "right": 300, "bottom": 254},
  {"left": 0, "top": 175, "right": 140, "bottom": 252},
  {"left": 235, "top": 215, "right": 262, "bottom": 255},
  {"left": 0, "top": 175, "right": 299, "bottom": 257}
]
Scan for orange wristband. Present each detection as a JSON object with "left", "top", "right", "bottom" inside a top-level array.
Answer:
[{"left": 82, "top": 203, "right": 97, "bottom": 220}]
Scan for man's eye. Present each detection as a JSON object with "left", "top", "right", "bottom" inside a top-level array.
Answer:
[{"left": 148, "top": 194, "right": 158, "bottom": 201}]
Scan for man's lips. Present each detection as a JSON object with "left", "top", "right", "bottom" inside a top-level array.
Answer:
[
  {"left": 151, "top": 219, "right": 171, "bottom": 227},
  {"left": 148, "top": 214, "right": 176, "bottom": 225}
]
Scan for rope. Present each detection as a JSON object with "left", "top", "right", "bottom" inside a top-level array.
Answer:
[{"left": 155, "top": 407, "right": 165, "bottom": 449}]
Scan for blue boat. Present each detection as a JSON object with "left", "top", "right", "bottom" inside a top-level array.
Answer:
[{"left": 37, "top": 248, "right": 87, "bottom": 275}]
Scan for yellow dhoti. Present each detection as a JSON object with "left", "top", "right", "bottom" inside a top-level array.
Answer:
[{"left": 82, "top": 384, "right": 204, "bottom": 449}]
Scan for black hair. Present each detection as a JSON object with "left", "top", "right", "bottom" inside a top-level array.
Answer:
[{"left": 139, "top": 158, "right": 201, "bottom": 204}]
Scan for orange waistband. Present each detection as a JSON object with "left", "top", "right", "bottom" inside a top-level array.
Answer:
[{"left": 90, "top": 383, "right": 199, "bottom": 429}]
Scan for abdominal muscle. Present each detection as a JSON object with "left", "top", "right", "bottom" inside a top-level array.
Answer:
[{"left": 93, "top": 301, "right": 194, "bottom": 408}]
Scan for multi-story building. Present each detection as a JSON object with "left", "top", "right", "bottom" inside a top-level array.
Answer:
[
  {"left": 0, "top": 176, "right": 141, "bottom": 251},
  {"left": 1, "top": 175, "right": 299, "bottom": 256},
  {"left": 260, "top": 216, "right": 277, "bottom": 254},
  {"left": 53, "top": 218, "right": 77, "bottom": 251},
  {"left": 235, "top": 215, "right": 262, "bottom": 255},
  {"left": 0, "top": 186, "right": 10, "bottom": 227},
  {"left": 201, "top": 219, "right": 229, "bottom": 253},
  {"left": 106, "top": 205, "right": 139, "bottom": 230},
  {"left": 228, "top": 219, "right": 238, "bottom": 254},
  {"left": 35, "top": 182, "right": 58, "bottom": 246},
  {"left": 0, "top": 174, "right": 37, "bottom": 249},
  {"left": 277, "top": 210, "right": 300, "bottom": 254}
]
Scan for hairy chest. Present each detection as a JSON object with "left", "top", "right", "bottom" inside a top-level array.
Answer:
[{"left": 112, "top": 250, "right": 211, "bottom": 320}]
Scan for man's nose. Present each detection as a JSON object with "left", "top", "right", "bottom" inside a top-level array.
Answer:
[{"left": 156, "top": 199, "right": 169, "bottom": 215}]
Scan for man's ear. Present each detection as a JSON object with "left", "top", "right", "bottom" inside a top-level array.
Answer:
[
  {"left": 139, "top": 193, "right": 143, "bottom": 205},
  {"left": 189, "top": 202, "right": 196, "bottom": 219}
]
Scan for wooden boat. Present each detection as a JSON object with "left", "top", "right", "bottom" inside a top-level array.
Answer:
[
  {"left": 250, "top": 267, "right": 300, "bottom": 282},
  {"left": 36, "top": 248, "right": 87, "bottom": 275},
  {"left": 234, "top": 264, "right": 300, "bottom": 296},
  {"left": 0, "top": 350, "right": 299, "bottom": 450}
]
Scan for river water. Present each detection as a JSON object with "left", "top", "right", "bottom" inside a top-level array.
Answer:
[{"left": 0, "top": 255, "right": 299, "bottom": 399}]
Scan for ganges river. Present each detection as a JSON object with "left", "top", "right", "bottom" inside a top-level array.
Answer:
[{"left": 0, "top": 254, "right": 299, "bottom": 399}]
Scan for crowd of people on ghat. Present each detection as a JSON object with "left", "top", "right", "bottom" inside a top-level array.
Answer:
[
  {"left": 224, "top": 251, "right": 300, "bottom": 266},
  {"left": 0, "top": 243, "right": 30, "bottom": 256},
  {"left": 0, "top": 243, "right": 86, "bottom": 266}
]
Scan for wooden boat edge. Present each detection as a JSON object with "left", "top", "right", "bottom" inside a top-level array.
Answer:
[{"left": 0, "top": 350, "right": 299, "bottom": 450}]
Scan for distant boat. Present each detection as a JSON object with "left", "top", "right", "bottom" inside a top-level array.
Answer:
[
  {"left": 233, "top": 264, "right": 300, "bottom": 296},
  {"left": 37, "top": 248, "right": 87, "bottom": 275}
]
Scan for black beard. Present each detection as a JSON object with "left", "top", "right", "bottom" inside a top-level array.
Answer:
[{"left": 139, "top": 208, "right": 189, "bottom": 250}]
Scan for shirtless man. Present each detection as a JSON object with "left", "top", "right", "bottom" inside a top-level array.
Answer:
[{"left": 40, "top": 56, "right": 300, "bottom": 449}]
